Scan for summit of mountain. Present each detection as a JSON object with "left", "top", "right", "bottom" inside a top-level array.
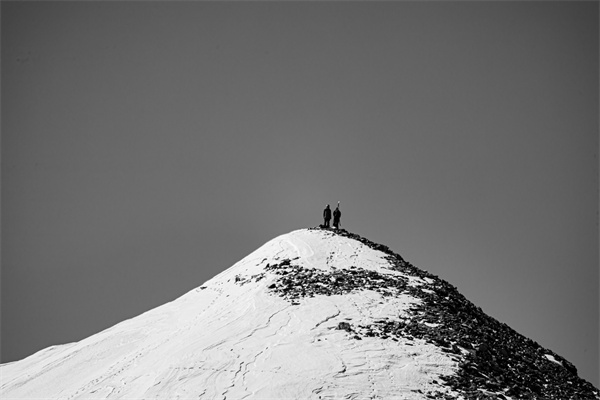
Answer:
[{"left": 1, "top": 228, "right": 598, "bottom": 399}]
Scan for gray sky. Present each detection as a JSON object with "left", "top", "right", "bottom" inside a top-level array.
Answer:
[{"left": 2, "top": 1, "right": 598, "bottom": 386}]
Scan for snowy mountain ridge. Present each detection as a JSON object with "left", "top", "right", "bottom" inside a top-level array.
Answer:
[{"left": 1, "top": 228, "right": 598, "bottom": 399}]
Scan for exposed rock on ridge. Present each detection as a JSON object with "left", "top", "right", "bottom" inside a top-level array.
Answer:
[
  {"left": 2, "top": 227, "right": 598, "bottom": 400},
  {"left": 247, "top": 227, "right": 599, "bottom": 400}
]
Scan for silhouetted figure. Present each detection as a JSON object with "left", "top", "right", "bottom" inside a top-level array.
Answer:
[
  {"left": 333, "top": 203, "right": 341, "bottom": 229},
  {"left": 323, "top": 204, "right": 331, "bottom": 228}
]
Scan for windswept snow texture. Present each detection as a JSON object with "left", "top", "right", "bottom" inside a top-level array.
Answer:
[
  {"left": 1, "top": 229, "right": 460, "bottom": 399},
  {"left": 3, "top": 229, "right": 599, "bottom": 400}
]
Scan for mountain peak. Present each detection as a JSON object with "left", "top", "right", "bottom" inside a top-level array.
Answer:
[{"left": 1, "top": 228, "right": 598, "bottom": 399}]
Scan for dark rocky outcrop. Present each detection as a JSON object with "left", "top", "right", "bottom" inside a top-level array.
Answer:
[
  {"left": 236, "top": 227, "right": 599, "bottom": 399},
  {"left": 328, "top": 228, "right": 599, "bottom": 400}
]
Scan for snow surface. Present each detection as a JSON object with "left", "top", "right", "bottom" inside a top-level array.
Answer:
[{"left": 1, "top": 229, "right": 461, "bottom": 399}]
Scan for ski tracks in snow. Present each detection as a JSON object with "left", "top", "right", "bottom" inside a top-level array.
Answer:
[
  {"left": 2, "top": 229, "right": 462, "bottom": 400},
  {"left": 312, "top": 305, "right": 341, "bottom": 330},
  {"left": 215, "top": 299, "right": 294, "bottom": 399}
]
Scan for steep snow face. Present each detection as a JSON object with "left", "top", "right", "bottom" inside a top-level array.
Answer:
[{"left": 0, "top": 229, "right": 460, "bottom": 399}]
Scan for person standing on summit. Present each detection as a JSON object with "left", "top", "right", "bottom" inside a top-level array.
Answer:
[
  {"left": 333, "top": 203, "right": 341, "bottom": 229},
  {"left": 323, "top": 204, "right": 332, "bottom": 228}
]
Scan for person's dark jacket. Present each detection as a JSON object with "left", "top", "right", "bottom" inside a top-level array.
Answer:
[{"left": 333, "top": 208, "right": 341, "bottom": 223}]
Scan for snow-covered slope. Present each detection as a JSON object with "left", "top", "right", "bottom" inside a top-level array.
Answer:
[{"left": 1, "top": 228, "right": 598, "bottom": 399}]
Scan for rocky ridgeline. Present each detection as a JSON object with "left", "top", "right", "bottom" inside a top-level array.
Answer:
[
  {"left": 233, "top": 228, "right": 600, "bottom": 400},
  {"left": 332, "top": 228, "right": 600, "bottom": 399}
]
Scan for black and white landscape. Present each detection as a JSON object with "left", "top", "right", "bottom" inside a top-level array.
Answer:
[
  {"left": 2, "top": 2, "right": 598, "bottom": 395},
  {"left": 2, "top": 228, "right": 598, "bottom": 399}
]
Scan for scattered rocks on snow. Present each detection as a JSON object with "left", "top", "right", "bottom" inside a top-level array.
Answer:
[
  {"left": 331, "top": 228, "right": 599, "bottom": 399},
  {"left": 237, "top": 227, "right": 599, "bottom": 399},
  {"left": 262, "top": 260, "right": 409, "bottom": 301},
  {"left": 336, "top": 322, "right": 352, "bottom": 332}
]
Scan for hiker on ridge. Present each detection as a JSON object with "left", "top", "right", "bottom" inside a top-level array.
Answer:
[
  {"left": 323, "top": 204, "right": 331, "bottom": 228},
  {"left": 333, "top": 203, "right": 341, "bottom": 229}
]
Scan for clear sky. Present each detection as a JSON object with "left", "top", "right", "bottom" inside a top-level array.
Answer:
[{"left": 2, "top": 1, "right": 598, "bottom": 386}]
